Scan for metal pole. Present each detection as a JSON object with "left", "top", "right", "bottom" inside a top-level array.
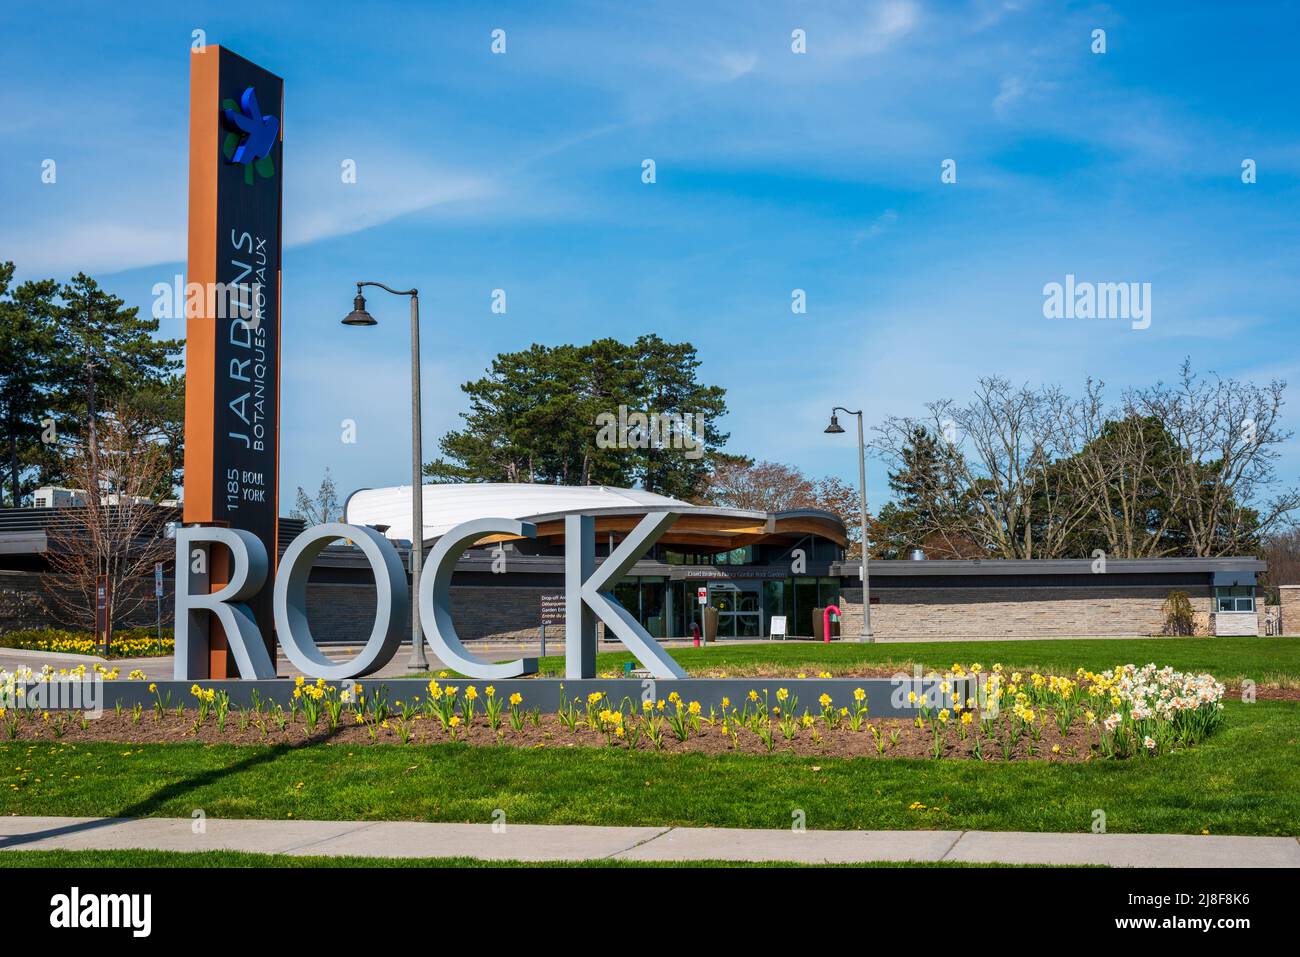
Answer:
[
  {"left": 154, "top": 562, "right": 164, "bottom": 657},
  {"left": 856, "top": 411, "right": 873, "bottom": 641},
  {"left": 407, "top": 291, "right": 429, "bottom": 670}
]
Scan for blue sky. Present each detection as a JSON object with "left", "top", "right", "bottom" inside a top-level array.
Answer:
[{"left": 3, "top": 0, "right": 1298, "bottom": 510}]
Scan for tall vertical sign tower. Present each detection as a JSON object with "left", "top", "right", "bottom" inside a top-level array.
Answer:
[{"left": 184, "top": 47, "right": 283, "bottom": 675}]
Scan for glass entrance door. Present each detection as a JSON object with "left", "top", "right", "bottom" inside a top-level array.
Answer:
[{"left": 708, "top": 581, "right": 762, "bottom": 638}]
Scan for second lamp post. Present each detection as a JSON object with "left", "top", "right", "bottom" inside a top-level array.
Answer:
[
  {"left": 343, "top": 282, "right": 430, "bottom": 670},
  {"left": 824, "top": 407, "right": 873, "bottom": 642}
]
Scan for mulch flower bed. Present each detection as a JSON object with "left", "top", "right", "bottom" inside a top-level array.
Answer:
[
  {"left": 0, "top": 707, "right": 1100, "bottom": 762},
  {"left": 1, "top": 662, "right": 1230, "bottom": 762}
]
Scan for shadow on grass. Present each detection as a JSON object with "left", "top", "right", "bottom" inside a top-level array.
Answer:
[{"left": 0, "top": 725, "right": 351, "bottom": 849}]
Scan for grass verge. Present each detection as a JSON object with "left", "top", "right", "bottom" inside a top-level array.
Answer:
[
  {"left": 2, "top": 700, "right": 1294, "bottom": 836},
  {"left": 533, "top": 636, "right": 1300, "bottom": 687}
]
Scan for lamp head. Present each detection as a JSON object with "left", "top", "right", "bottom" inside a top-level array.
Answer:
[
  {"left": 824, "top": 413, "right": 845, "bottom": 434},
  {"left": 342, "top": 290, "right": 376, "bottom": 326}
]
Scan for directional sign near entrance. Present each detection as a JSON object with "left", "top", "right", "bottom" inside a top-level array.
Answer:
[{"left": 540, "top": 593, "right": 566, "bottom": 624}]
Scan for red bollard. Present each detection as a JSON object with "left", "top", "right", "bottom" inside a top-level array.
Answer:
[{"left": 823, "top": 605, "right": 841, "bottom": 643}]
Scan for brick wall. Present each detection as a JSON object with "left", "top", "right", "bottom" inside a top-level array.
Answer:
[
  {"left": 836, "top": 584, "right": 1214, "bottom": 640},
  {"left": 254, "top": 581, "right": 1248, "bottom": 643},
  {"left": 0, "top": 571, "right": 52, "bottom": 631},
  {"left": 3, "top": 567, "right": 1263, "bottom": 643},
  {"left": 303, "top": 582, "right": 545, "bottom": 643},
  {"left": 1280, "top": 586, "right": 1300, "bottom": 636},
  {"left": 0, "top": 570, "right": 548, "bottom": 644},
  {"left": 0, "top": 570, "right": 169, "bottom": 632}
]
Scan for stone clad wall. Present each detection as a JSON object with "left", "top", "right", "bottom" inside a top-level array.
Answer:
[
  {"left": 1280, "top": 586, "right": 1300, "bottom": 636},
  {"left": 0, "top": 570, "right": 167, "bottom": 631},
  {"left": 0, "top": 572, "right": 548, "bottom": 644},
  {"left": 836, "top": 585, "right": 1214, "bottom": 640},
  {"left": 0, "top": 571, "right": 52, "bottom": 631},
  {"left": 305, "top": 582, "right": 1221, "bottom": 643},
  {"left": 303, "top": 582, "right": 544, "bottom": 644},
  {"left": 0, "top": 568, "right": 1269, "bottom": 643}
]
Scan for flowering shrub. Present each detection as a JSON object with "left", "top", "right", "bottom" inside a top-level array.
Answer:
[
  {"left": 0, "top": 628, "right": 173, "bottom": 658},
  {"left": 2, "top": 662, "right": 121, "bottom": 693},
  {"left": 1082, "top": 663, "right": 1225, "bottom": 757},
  {"left": 973, "top": 661, "right": 1225, "bottom": 758}
]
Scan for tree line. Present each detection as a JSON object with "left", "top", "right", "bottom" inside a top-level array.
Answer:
[
  {"left": 5, "top": 257, "right": 1289, "bottom": 573},
  {"left": 0, "top": 261, "right": 184, "bottom": 506},
  {"left": 419, "top": 341, "right": 1296, "bottom": 564},
  {"left": 870, "top": 363, "right": 1298, "bottom": 559}
]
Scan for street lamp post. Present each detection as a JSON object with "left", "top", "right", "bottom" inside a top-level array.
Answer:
[
  {"left": 824, "top": 407, "right": 873, "bottom": 642},
  {"left": 343, "top": 282, "right": 429, "bottom": 670}
]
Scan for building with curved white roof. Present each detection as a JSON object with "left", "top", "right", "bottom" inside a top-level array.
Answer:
[
  {"left": 276, "top": 482, "right": 1267, "bottom": 643},
  {"left": 0, "top": 481, "right": 1268, "bottom": 640},
  {"left": 344, "top": 482, "right": 846, "bottom": 554},
  {"left": 345, "top": 483, "right": 699, "bottom": 545},
  {"left": 338, "top": 482, "right": 848, "bottom": 640}
]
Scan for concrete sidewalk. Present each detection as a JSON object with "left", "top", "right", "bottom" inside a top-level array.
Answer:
[{"left": 0, "top": 816, "right": 1296, "bottom": 866}]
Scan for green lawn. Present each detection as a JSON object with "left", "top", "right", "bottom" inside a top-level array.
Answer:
[
  {"left": 0, "top": 849, "right": 1021, "bottom": 868},
  {"left": 536, "top": 636, "right": 1300, "bottom": 686},
  {"left": 3, "top": 700, "right": 1295, "bottom": 836}
]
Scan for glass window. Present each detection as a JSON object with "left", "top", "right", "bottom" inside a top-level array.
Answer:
[
  {"left": 613, "top": 579, "right": 639, "bottom": 617},
  {"left": 762, "top": 579, "right": 786, "bottom": 636},
  {"left": 1215, "top": 585, "right": 1255, "bottom": 613},
  {"left": 817, "top": 578, "right": 840, "bottom": 610},
  {"left": 640, "top": 577, "right": 666, "bottom": 638},
  {"left": 671, "top": 581, "right": 695, "bottom": 637},
  {"left": 793, "top": 577, "right": 818, "bottom": 637}
]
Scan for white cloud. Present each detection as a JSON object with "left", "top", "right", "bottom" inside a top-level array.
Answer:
[
  {"left": 969, "top": 0, "right": 1027, "bottom": 32},
  {"left": 831, "top": 0, "right": 920, "bottom": 57},
  {"left": 11, "top": 221, "right": 185, "bottom": 276},
  {"left": 852, "top": 209, "right": 899, "bottom": 245},
  {"left": 1, "top": 147, "right": 497, "bottom": 278},
  {"left": 992, "top": 75, "right": 1026, "bottom": 115},
  {"left": 285, "top": 147, "right": 496, "bottom": 247},
  {"left": 717, "top": 51, "right": 759, "bottom": 81}
]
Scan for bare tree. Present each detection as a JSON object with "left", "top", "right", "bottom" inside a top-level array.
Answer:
[
  {"left": 1049, "top": 381, "right": 1181, "bottom": 557},
  {"left": 1260, "top": 528, "right": 1300, "bottom": 592},
  {"left": 291, "top": 467, "right": 341, "bottom": 526},
  {"left": 45, "top": 404, "right": 173, "bottom": 628},
  {"left": 1128, "top": 360, "right": 1299, "bottom": 556},
  {"left": 697, "top": 459, "right": 869, "bottom": 557},
  {"left": 874, "top": 377, "right": 1092, "bottom": 558},
  {"left": 874, "top": 363, "right": 1300, "bottom": 560},
  {"left": 697, "top": 460, "right": 817, "bottom": 512}
]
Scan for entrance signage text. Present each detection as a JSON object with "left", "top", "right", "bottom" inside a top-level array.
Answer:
[
  {"left": 184, "top": 46, "right": 284, "bottom": 672},
  {"left": 176, "top": 511, "right": 689, "bottom": 682}
]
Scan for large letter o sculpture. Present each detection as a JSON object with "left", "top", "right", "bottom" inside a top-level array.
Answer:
[{"left": 273, "top": 523, "right": 409, "bottom": 680}]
